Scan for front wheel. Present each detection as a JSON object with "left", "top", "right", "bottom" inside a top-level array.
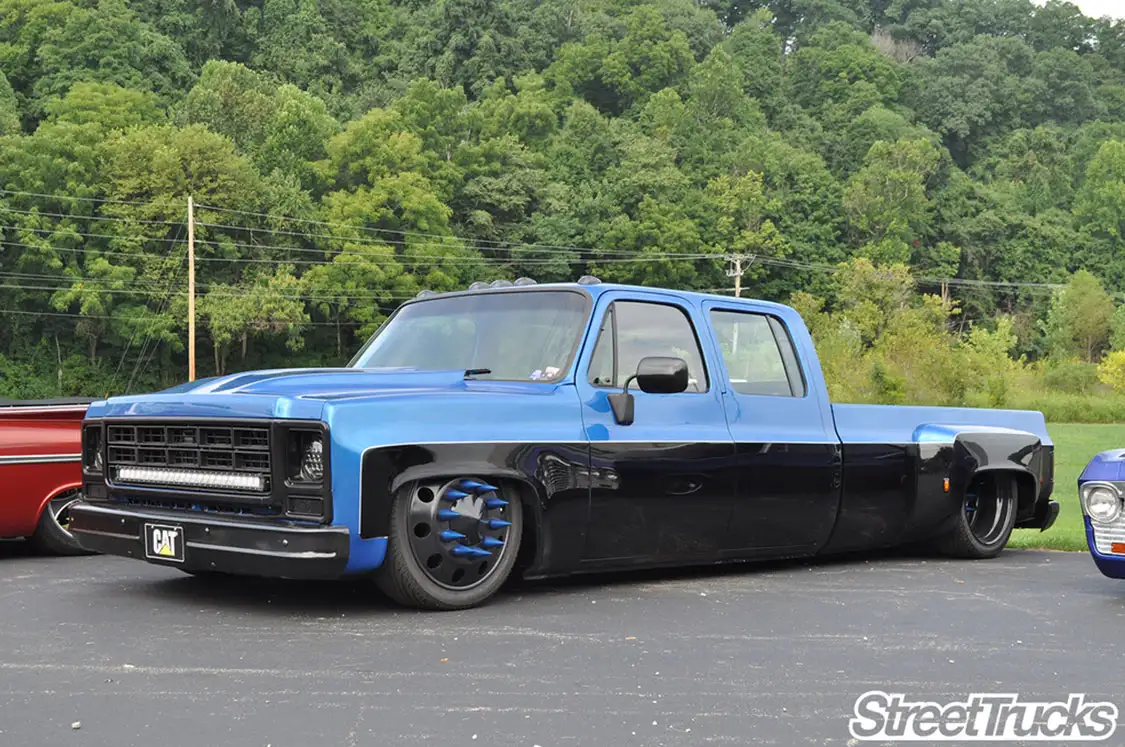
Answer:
[
  {"left": 376, "top": 477, "right": 523, "bottom": 610},
  {"left": 937, "top": 474, "right": 1018, "bottom": 559},
  {"left": 31, "top": 489, "right": 95, "bottom": 556}
]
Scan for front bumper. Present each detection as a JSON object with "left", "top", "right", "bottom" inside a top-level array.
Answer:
[
  {"left": 70, "top": 502, "right": 350, "bottom": 580},
  {"left": 1085, "top": 517, "right": 1125, "bottom": 580}
]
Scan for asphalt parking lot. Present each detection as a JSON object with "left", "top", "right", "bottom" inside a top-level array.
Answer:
[{"left": 2, "top": 544, "right": 1123, "bottom": 747}]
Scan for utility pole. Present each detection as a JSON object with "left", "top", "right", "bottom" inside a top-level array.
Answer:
[
  {"left": 725, "top": 253, "right": 756, "bottom": 297},
  {"left": 187, "top": 195, "right": 196, "bottom": 382},
  {"left": 725, "top": 254, "right": 756, "bottom": 355}
]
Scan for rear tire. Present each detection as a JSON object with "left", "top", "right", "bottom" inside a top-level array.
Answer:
[
  {"left": 937, "top": 474, "right": 1018, "bottom": 559},
  {"left": 30, "top": 489, "right": 94, "bottom": 556},
  {"left": 376, "top": 477, "right": 523, "bottom": 610}
]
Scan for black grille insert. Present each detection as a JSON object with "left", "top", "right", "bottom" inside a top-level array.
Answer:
[{"left": 106, "top": 423, "right": 271, "bottom": 493}]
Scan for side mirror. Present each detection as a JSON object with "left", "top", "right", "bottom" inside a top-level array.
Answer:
[
  {"left": 608, "top": 356, "right": 689, "bottom": 425},
  {"left": 635, "top": 356, "right": 689, "bottom": 394}
]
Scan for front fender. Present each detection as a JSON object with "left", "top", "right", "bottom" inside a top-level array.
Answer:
[{"left": 357, "top": 441, "right": 590, "bottom": 578}]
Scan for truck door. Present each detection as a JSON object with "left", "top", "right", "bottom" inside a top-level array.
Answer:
[
  {"left": 701, "top": 302, "right": 842, "bottom": 555},
  {"left": 575, "top": 291, "right": 738, "bottom": 565}
]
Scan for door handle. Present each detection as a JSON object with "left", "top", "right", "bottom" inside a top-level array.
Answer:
[{"left": 666, "top": 477, "right": 703, "bottom": 496}]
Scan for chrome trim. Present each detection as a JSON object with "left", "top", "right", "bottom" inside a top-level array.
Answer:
[
  {"left": 185, "top": 541, "right": 340, "bottom": 560},
  {"left": 1092, "top": 519, "right": 1125, "bottom": 555},
  {"left": 1080, "top": 481, "right": 1122, "bottom": 516},
  {"left": 0, "top": 405, "right": 90, "bottom": 415},
  {"left": 0, "top": 453, "right": 82, "bottom": 466}
]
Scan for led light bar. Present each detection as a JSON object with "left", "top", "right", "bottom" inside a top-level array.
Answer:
[{"left": 115, "top": 466, "right": 267, "bottom": 492}]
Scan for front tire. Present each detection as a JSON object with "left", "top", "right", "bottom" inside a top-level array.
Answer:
[
  {"left": 937, "top": 474, "right": 1018, "bottom": 559},
  {"left": 31, "top": 489, "right": 94, "bottom": 556},
  {"left": 377, "top": 477, "right": 523, "bottom": 610}
]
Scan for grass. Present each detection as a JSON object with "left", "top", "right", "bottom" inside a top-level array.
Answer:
[{"left": 1008, "top": 423, "right": 1125, "bottom": 551}]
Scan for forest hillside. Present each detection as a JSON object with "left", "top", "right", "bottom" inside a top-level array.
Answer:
[{"left": 2, "top": 0, "right": 1125, "bottom": 419}]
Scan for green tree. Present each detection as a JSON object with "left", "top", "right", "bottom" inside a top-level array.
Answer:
[
  {"left": 32, "top": 0, "right": 194, "bottom": 115},
  {"left": 1075, "top": 140, "right": 1125, "bottom": 259},
  {"left": 844, "top": 138, "right": 941, "bottom": 261},
  {"left": 1043, "top": 270, "right": 1114, "bottom": 362},
  {"left": 0, "top": 71, "right": 20, "bottom": 134}
]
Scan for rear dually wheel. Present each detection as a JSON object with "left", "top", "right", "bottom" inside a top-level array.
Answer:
[{"left": 937, "top": 473, "right": 1018, "bottom": 559}]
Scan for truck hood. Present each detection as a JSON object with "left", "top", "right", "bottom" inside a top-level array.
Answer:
[{"left": 87, "top": 367, "right": 548, "bottom": 421}]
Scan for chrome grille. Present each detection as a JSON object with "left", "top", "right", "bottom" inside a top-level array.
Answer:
[
  {"left": 1091, "top": 516, "right": 1125, "bottom": 555},
  {"left": 106, "top": 423, "right": 271, "bottom": 493}
]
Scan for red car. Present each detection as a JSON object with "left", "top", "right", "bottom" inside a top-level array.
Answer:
[{"left": 0, "top": 398, "right": 93, "bottom": 555}]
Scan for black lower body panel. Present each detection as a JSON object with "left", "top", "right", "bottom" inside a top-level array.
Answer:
[
  {"left": 69, "top": 502, "right": 350, "bottom": 580},
  {"left": 1018, "top": 498, "right": 1060, "bottom": 531}
]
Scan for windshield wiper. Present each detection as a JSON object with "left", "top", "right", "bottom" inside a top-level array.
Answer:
[{"left": 464, "top": 368, "right": 492, "bottom": 379}]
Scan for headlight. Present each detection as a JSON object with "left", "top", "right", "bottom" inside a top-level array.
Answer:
[
  {"left": 287, "top": 430, "right": 325, "bottom": 484},
  {"left": 1082, "top": 483, "right": 1122, "bottom": 524},
  {"left": 300, "top": 438, "right": 324, "bottom": 482}
]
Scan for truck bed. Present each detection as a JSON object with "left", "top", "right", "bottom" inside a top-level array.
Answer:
[{"left": 830, "top": 403, "right": 1052, "bottom": 446}]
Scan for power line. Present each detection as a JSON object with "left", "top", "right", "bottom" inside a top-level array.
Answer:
[
  {"left": 120, "top": 224, "right": 187, "bottom": 392},
  {"left": 3, "top": 223, "right": 716, "bottom": 261},
  {"left": 0, "top": 206, "right": 183, "bottom": 226},
  {"left": 0, "top": 188, "right": 163, "bottom": 207},
  {"left": 0, "top": 307, "right": 367, "bottom": 327},
  {"left": 0, "top": 238, "right": 720, "bottom": 267},
  {"left": 1, "top": 225, "right": 186, "bottom": 243},
  {"left": 195, "top": 203, "right": 625, "bottom": 255},
  {"left": 2, "top": 201, "right": 1075, "bottom": 293}
]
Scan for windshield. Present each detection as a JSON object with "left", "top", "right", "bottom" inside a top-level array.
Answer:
[{"left": 349, "top": 290, "right": 590, "bottom": 382}]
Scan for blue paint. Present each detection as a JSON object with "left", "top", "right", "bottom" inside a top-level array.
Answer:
[
  {"left": 480, "top": 536, "right": 505, "bottom": 549},
  {"left": 451, "top": 545, "right": 492, "bottom": 558},
  {"left": 483, "top": 518, "right": 512, "bottom": 530},
  {"left": 84, "top": 281, "right": 1056, "bottom": 578},
  {"left": 1080, "top": 449, "right": 1125, "bottom": 483},
  {"left": 443, "top": 489, "right": 470, "bottom": 501},
  {"left": 440, "top": 530, "right": 467, "bottom": 542},
  {"left": 438, "top": 509, "right": 461, "bottom": 521},
  {"left": 485, "top": 498, "right": 508, "bottom": 509}
]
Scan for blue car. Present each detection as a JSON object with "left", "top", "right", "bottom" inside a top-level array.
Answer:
[
  {"left": 69, "top": 278, "right": 1059, "bottom": 609},
  {"left": 1079, "top": 450, "right": 1125, "bottom": 579}
]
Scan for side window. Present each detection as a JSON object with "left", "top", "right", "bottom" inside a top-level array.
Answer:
[
  {"left": 710, "top": 310, "right": 806, "bottom": 397},
  {"left": 588, "top": 301, "right": 708, "bottom": 392}
]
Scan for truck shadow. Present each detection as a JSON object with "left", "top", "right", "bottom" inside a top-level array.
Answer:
[
  {"left": 139, "top": 545, "right": 936, "bottom": 615},
  {"left": 0, "top": 538, "right": 36, "bottom": 559}
]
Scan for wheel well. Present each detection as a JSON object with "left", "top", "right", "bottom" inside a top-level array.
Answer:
[
  {"left": 969, "top": 470, "right": 1037, "bottom": 522},
  {"left": 36, "top": 484, "right": 83, "bottom": 521},
  {"left": 502, "top": 478, "right": 540, "bottom": 579}
]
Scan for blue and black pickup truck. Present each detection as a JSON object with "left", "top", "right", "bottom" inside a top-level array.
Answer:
[{"left": 69, "top": 277, "right": 1058, "bottom": 609}]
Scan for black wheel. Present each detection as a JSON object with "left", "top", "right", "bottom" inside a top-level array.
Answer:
[
  {"left": 376, "top": 477, "right": 523, "bottom": 610},
  {"left": 937, "top": 474, "right": 1018, "bottom": 559},
  {"left": 30, "top": 489, "right": 94, "bottom": 556}
]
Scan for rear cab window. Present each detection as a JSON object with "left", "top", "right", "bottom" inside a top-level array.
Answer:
[{"left": 709, "top": 310, "right": 806, "bottom": 397}]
